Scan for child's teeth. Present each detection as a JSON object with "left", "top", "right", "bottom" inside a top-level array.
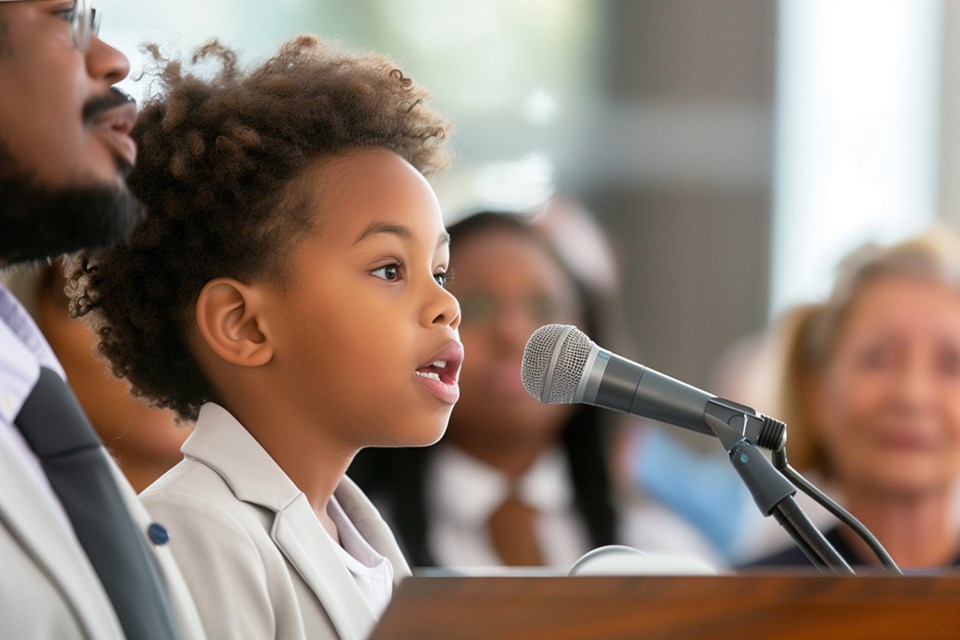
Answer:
[{"left": 417, "top": 371, "right": 441, "bottom": 381}]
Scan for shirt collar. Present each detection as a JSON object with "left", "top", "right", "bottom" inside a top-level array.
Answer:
[
  {"left": 0, "top": 283, "right": 65, "bottom": 425},
  {"left": 428, "top": 444, "right": 574, "bottom": 526}
]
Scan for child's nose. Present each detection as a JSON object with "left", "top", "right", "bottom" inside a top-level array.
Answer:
[{"left": 424, "top": 283, "right": 461, "bottom": 330}]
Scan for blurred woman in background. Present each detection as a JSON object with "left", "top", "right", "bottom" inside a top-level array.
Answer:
[{"left": 748, "top": 227, "right": 960, "bottom": 569}]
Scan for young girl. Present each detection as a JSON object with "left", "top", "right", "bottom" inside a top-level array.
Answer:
[
  {"left": 349, "top": 210, "right": 720, "bottom": 569},
  {"left": 69, "top": 36, "right": 461, "bottom": 639}
]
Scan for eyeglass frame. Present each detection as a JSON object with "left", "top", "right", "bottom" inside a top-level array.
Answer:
[
  {"left": 0, "top": 0, "right": 101, "bottom": 52},
  {"left": 72, "top": 0, "right": 100, "bottom": 52}
]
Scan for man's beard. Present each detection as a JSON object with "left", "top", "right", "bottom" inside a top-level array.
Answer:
[{"left": 0, "top": 152, "right": 145, "bottom": 265}]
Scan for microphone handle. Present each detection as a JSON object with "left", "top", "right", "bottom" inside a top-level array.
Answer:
[{"left": 578, "top": 350, "right": 715, "bottom": 438}]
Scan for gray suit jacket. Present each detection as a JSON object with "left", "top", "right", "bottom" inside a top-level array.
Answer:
[
  {"left": 141, "top": 402, "right": 412, "bottom": 640},
  {"left": 0, "top": 435, "right": 206, "bottom": 639},
  {"left": 0, "top": 281, "right": 205, "bottom": 638}
]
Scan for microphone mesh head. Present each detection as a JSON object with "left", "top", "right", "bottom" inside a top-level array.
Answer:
[{"left": 521, "top": 324, "right": 595, "bottom": 404}]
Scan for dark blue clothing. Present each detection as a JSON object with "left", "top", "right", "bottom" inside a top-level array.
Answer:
[{"left": 744, "top": 526, "right": 960, "bottom": 571}]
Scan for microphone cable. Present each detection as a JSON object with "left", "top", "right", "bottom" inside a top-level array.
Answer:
[{"left": 771, "top": 447, "right": 902, "bottom": 574}]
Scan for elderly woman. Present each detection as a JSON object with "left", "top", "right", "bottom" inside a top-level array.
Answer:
[{"left": 749, "top": 227, "right": 960, "bottom": 569}]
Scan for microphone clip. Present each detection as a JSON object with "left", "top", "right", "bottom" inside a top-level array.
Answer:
[
  {"left": 703, "top": 399, "right": 786, "bottom": 451},
  {"left": 704, "top": 410, "right": 796, "bottom": 517},
  {"left": 704, "top": 407, "right": 856, "bottom": 574}
]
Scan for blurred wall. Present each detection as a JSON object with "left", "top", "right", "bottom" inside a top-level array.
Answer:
[
  {"left": 941, "top": 1, "right": 960, "bottom": 225},
  {"left": 577, "top": 0, "right": 777, "bottom": 389}
]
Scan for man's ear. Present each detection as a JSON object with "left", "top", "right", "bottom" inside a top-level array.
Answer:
[{"left": 195, "top": 278, "right": 273, "bottom": 367}]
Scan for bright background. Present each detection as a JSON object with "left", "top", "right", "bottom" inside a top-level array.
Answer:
[{"left": 96, "top": 0, "right": 959, "bottom": 394}]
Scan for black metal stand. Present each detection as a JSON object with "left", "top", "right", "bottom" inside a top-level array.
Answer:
[
  {"left": 771, "top": 449, "right": 902, "bottom": 573},
  {"left": 703, "top": 407, "right": 854, "bottom": 575}
]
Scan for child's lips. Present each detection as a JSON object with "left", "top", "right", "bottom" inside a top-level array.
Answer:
[
  {"left": 416, "top": 340, "right": 464, "bottom": 385},
  {"left": 415, "top": 341, "right": 464, "bottom": 404}
]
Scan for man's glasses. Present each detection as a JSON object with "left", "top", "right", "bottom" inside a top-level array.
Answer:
[
  {"left": 0, "top": 0, "right": 101, "bottom": 51},
  {"left": 70, "top": 0, "right": 100, "bottom": 52},
  {"left": 56, "top": 0, "right": 99, "bottom": 51}
]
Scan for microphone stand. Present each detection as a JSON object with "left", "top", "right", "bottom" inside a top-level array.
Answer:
[
  {"left": 771, "top": 448, "right": 901, "bottom": 573},
  {"left": 702, "top": 408, "right": 854, "bottom": 575}
]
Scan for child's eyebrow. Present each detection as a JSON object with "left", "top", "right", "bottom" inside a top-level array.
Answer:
[
  {"left": 353, "top": 222, "right": 410, "bottom": 245},
  {"left": 353, "top": 221, "right": 451, "bottom": 249}
]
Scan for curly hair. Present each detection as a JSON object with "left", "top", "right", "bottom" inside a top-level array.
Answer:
[{"left": 67, "top": 35, "right": 452, "bottom": 421}]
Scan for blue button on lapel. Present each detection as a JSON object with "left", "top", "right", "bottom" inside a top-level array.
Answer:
[{"left": 148, "top": 523, "right": 170, "bottom": 545}]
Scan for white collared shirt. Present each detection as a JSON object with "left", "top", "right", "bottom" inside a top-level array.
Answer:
[
  {"left": 426, "top": 444, "right": 588, "bottom": 568},
  {"left": 326, "top": 495, "right": 394, "bottom": 618},
  {"left": 0, "top": 282, "right": 70, "bottom": 528},
  {"left": 423, "top": 443, "right": 725, "bottom": 570}
]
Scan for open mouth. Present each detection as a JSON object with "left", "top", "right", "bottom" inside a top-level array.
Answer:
[
  {"left": 416, "top": 361, "right": 457, "bottom": 385},
  {"left": 415, "top": 341, "right": 464, "bottom": 387}
]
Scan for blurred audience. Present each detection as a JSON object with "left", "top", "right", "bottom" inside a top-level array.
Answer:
[
  {"left": 615, "top": 325, "right": 806, "bottom": 564},
  {"left": 1, "top": 261, "right": 188, "bottom": 492},
  {"left": 747, "top": 227, "right": 960, "bottom": 570},
  {"left": 712, "top": 303, "right": 836, "bottom": 562},
  {"left": 538, "top": 196, "right": 747, "bottom": 565},
  {"left": 349, "top": 208, "right": 722, "bottom": 570}
]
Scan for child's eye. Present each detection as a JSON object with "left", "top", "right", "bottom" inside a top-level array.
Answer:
[
  {"left": 371, "top": 263, "right": 402, "bottom": 282},
  {"left": 434, "top": 270, "right": 451, "bottom": 288}
]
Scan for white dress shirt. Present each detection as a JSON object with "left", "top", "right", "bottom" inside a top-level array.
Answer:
[
  {"left": 0, "top": 283, "right": 70, "bottom": 527},
  {"left": 327, "top": 495, "right": 394, "bottom": 618},
  {"left": 422, "top": 444, "right": 724, "bottom": 570}
]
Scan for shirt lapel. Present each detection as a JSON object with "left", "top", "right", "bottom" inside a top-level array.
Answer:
[
  {"left": 272, "top": 493, "right": 378, "bottom": 640},
  {"left": 187, "top": 403, "right": 383, "bottom": 639}
]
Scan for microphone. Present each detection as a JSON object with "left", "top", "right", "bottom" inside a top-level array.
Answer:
[
  {"left": 520, "top": 324, "right": 785, "bottom": 450},
  {"left": 522, "top": 325, "right": 867, "bottom": 573}
]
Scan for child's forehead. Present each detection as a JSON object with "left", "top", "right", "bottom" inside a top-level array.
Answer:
[{"left": 289, "top": 148, "right": 446, "bottom": 242}]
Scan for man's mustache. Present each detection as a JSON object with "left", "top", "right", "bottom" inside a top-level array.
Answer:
[{"left": 82, "top": 86, "right": 136, "bottom": 126}]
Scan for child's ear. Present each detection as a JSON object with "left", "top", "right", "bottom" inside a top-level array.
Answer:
[{"left": 195, "top": 278, "right": 273, "bottom": 368}]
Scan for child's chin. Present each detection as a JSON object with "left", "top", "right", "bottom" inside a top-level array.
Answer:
[{"left": 411, "top": 425, "right": 449, "bottom": 448}]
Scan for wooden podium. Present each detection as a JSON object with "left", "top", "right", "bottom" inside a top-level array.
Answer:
[{"left": 369, "top": 573, "right": 960, "bottom": 639}]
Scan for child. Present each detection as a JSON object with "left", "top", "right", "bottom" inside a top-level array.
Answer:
[
  {"left": 68, "top": 35, "right": 461, "bottom": 639},
  {"left": 349, "top": 211, "right": 721, "bottom": 569}
]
